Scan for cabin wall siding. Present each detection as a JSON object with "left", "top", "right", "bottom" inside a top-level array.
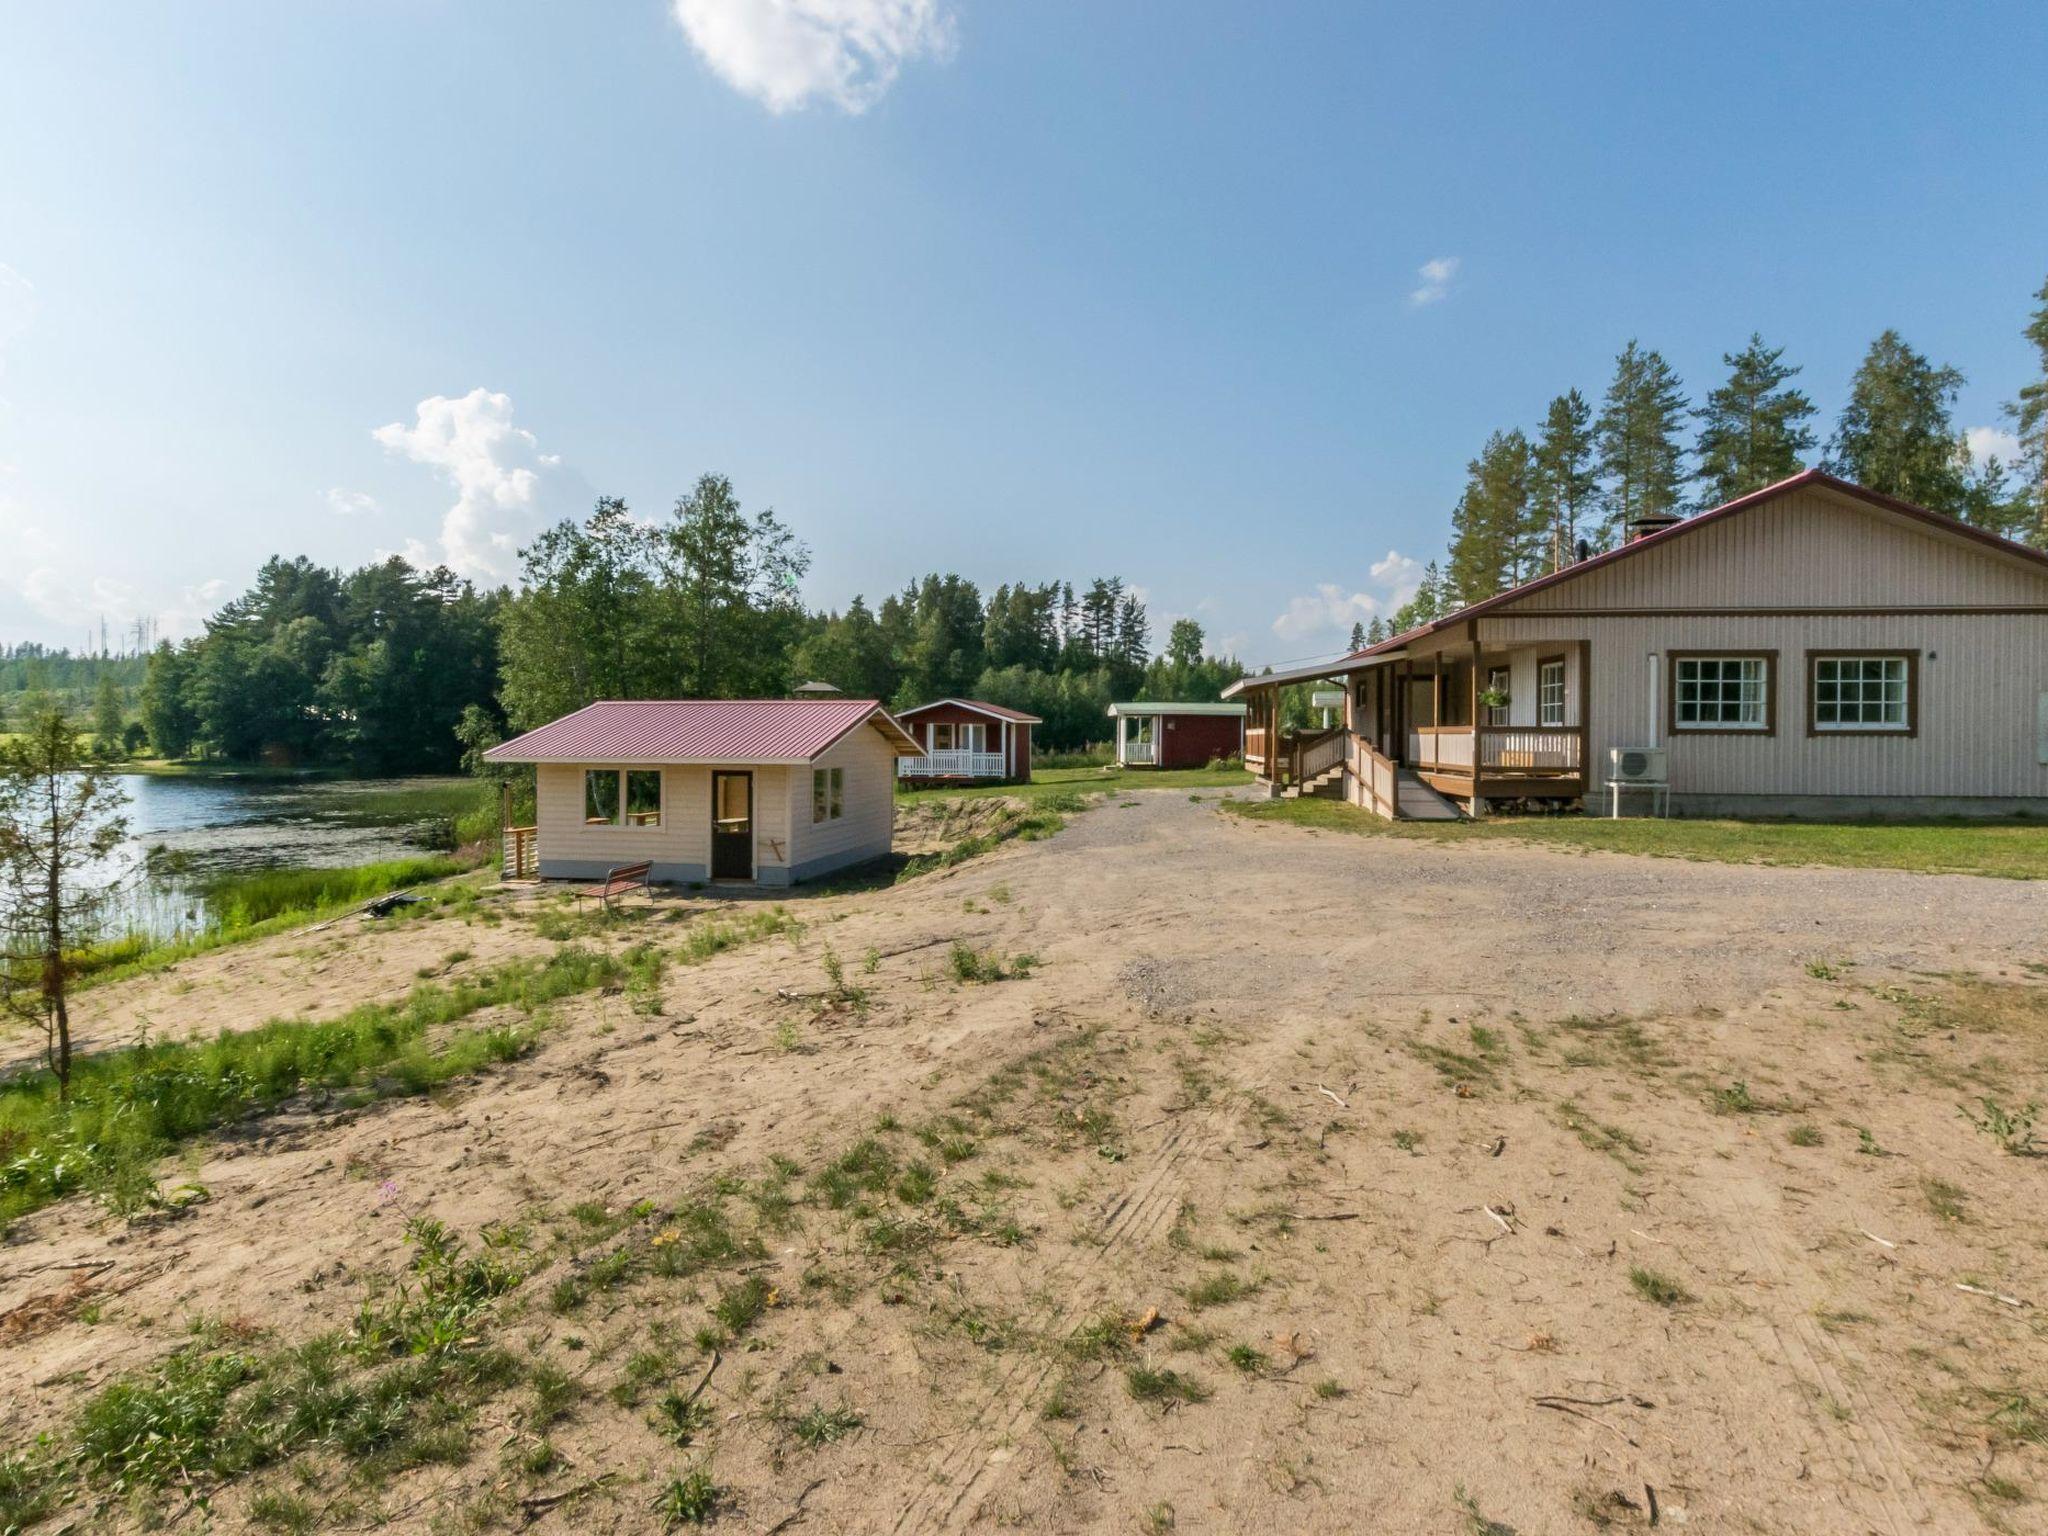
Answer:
[
  {"left": 784, "top": 724, "right": 897, "bottom": 876},
  {"left": 535, "top": 764, "right": 707, "bottom": 875},
  {"left": 536, "top": 761, "right": 829, "bottom": 881}
]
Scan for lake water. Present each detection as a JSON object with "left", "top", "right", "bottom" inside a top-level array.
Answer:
[{"left": 100, "top": 775, "right": 466, "bottom": 943}]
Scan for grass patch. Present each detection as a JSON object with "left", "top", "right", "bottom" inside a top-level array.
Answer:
[
  {"left": 1628, "top": 1265, "right": 1692, "bottom": 1306},
  {"left": 655, "top": 1467, "right": 723, "bottom": 1527},
  {"left": 897, "top": 764, "right": 1250, "bottom": 808},
  {"left": 197, "top": 857, "right": 470, "bottom": 928},
  {"left": 789, "top": 1404, "right": 863, "bottom": 1448},
  {"left": 946, "top": 942, "right": 1037, "bottom": 984},
  {"left": 1, "top": 1218, "right": 529, "bottom": 1521},
  {"left": 70, "top": 856, "right": 478, "bottom": 990},
  {"left": 0, "top": 943, "right": 656, "bottom": 1227},
  {"left": 1181, "top": 1271, "right": 1257, "bottom": 1311},
  {"left": 1224, "top": 798, "right": 2048, "bottom": 880},
  {"left": 1124, "top": 1365, "right": 1210, "bottom": 1407}
]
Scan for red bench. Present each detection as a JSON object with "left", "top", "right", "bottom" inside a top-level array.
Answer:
[{"left": 576, "top": 860, "right": 653, "bottom": 911}]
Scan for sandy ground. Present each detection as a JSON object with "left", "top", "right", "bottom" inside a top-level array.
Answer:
[{"left": 4, "top": 790, "right": 2047, "bottom": 1534}]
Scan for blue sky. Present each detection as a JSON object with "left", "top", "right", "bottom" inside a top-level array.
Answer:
[{"left": 2, "top": 2, "right": 2044, "bottom": 666}]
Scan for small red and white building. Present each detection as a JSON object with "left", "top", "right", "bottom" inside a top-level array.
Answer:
[
  {"left": 893, "top": 698, "right": 1039, "bottom": 783},
  {"left": 1107, "top": 701, "right": 1248, "bottom": 768}
]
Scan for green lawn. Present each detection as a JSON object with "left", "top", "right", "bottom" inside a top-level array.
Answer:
[
  {"left": 896, "top": 763, "right": 1252, "bottom": 806},
  {"left": 1225, "top": 796, "right": 2048, "bottom": 880}
]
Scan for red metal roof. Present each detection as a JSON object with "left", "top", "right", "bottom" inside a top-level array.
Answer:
[
  {"left": 482, "top": 699, "right": 921, "bottom": 765},
  {"left": 893, "top": 697, "right": 1043, "bottom": 724}
]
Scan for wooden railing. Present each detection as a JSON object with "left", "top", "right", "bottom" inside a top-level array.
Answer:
[
  {"left": 1477, "top": 727, "right": 1583, "bottom": 772},
  {"left": 1354, "top": 736, "right": 1398, "bottom": 819},
  {"left": 1407, "top": 725, "right": 1476, "bottom": 771},
  {"left": 1406, "top": 725, "right": 1582, "bottom": 777},
  {"left": 900, "top": 750, "right": 1007, "bottom": 777},
  {"left": 1292, "top": 726, "right": 1347, "bottom": 784},
  {"left": 503, "top": 824, "right": 538, "bottom": 880}
]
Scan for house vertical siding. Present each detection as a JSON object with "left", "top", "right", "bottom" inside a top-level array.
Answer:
[
  {"left": 1158, "top": 712, "right": 1244, "bottom": 768},
  {"left": 1008, "top": 722, "right": 1033, "bottom": 781},
  {"left": 782, "top": 723, "right": 899, "bottom": 881}
]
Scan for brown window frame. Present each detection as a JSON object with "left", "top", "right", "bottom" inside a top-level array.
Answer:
[
  {"left": 1668, "top": 650, "right": 1778, "bottom": 737},
  {"left": 1805, "top": 650, "right": 1918, "bottom": 738}
]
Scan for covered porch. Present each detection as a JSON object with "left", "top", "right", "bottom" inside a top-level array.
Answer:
[{"left": 1227, "top": 630, "right": 1591, "bottom": 818}]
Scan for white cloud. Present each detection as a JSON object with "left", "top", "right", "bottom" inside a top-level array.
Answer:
[
  {"left": 1965, "top": 425, "right": 2024, "bottom": 470},
  {"left": 324, "top": 486, "right": 380, "bottom": 517},
  {"left": 670, "top": 0, "right": 956, "bottom": 113},
  {"left": 1270, "top": 550, "right": 1425, "bottom": 649},
  {"left": 372, "top": 388, "right": 557, "bottom": 581},
  {"left": 1407, "top": 255, "right": 1460, "bottom": 307}
]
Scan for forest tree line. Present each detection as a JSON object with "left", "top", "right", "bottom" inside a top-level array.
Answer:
[
  {"left": 9, "top": 474, "right": 1239, "bottom": 771},
  {"left": 1370, "top": 273, "right": 2048, "bottom": 648},
  {"left": 14, "top": 274, "right": 2048, "bottom": 767}
]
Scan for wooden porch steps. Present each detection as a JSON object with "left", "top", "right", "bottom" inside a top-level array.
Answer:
[
  {"left": 1395, "top": 770, "right": 1463, "bottom": 821},
  {"left": 1280, "top": 764, "right": 1347, "bottom": 801}
]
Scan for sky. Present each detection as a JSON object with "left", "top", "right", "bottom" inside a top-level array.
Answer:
[{"left": 1, "top": 1, "right": 2044, "bottom": 668}]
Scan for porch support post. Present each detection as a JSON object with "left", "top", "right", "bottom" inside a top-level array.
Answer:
[
  {"left": 1468, "top": 635, "right": 1486, "bottom": 817},
  {"left": 1578, "top": 637, "right": 1593, "bottom": 805}
]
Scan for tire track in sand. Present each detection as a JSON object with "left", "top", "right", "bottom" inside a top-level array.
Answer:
[{"left": 886, "top": 1098, "right": 1246, "bottom": 1535}]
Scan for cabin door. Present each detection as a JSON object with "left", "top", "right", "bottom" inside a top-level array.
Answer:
[{"left": 711, "top": 771, "right": 753, "bottom": 880}]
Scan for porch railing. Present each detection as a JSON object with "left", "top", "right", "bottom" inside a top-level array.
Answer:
[
  {"left": 503, "top": 824, "right": 538, "bottom": 880},
  {"left": 1478, "top": 727, "right": 1583, "bottom": 773},
  {"left": 1406, "top": 726, "right": 1582, "bottom": 776},
  {"left": 900, "top": 750, "right": 1006, "bottom": 777},
  {"left": 1122, "top": 739, "right": 1157, "bottom": 765},
  {"left": 1292, "top": 725, "right": 1347, "bottom": 783},
  {"left": 1407, "top": 725, "right": 1476, "bottom": 772},
  {"left": 1354, "top": 736, "right": 1398, "bottom": 819}
]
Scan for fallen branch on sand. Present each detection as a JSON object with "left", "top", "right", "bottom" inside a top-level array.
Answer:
[
  {"left": 1314, "top": 1084, "right": 1349, "bottom": 1109},
  {"left": 1956, "top": 1282, "right": 2028, "bottom": 1308},
  {"left": 1533, "top": 1395, "right": 1640, "bottom": 1446}
]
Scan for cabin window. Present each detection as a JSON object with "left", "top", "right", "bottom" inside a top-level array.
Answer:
[
  {"left": 1811, "top": 654, "right": 1913, "bottom": 734},
  {"left": 1537, "top": 658, "right": 1566, "bottom": 727},
  {"left": 1672, "top": 654, "right": 1772, "bottom": 732},
  {"left": 812, "top": 766, "right": 844, "bottom": 823},
  {"left": 584, "top": 769, "right": 622, "bottom": 825},
  {"left": 1484, "top": 667, "right": 1511, "bottom": 726},
  {"left": 586, "top": 769, "right": 659, "bottom": 827},
  {"left": 625, "top": 771, "right": 662, "bottom": 826},
  {"left": 932, "top": 722, "right": 985, "bottom": 752}
]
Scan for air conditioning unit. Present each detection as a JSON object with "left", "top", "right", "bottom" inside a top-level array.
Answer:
[{"left": 1610, "top": 746, "right": 1667, "bottom": 783}]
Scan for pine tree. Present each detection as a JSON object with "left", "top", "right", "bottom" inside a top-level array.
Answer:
[
  {"left": 2005, "top": 273, "right": 2048, "bottom": 546},
  {"left": 1448, "top": 430, "right": 1536, "bottom": 603},
  {"left": 1347, "top": 621, "right": 1367, "bottom": 653},
  {"left": 1532, "top": 389, "right": 1596, "bottom": 570},
  {"left": 92, "top": 672, "right": 124, "bottom": 753},
  {"left": 1693, "top": 333, "right": 1816, "bottom": 507},
  {"left": 1593, "top": 341, "right": 1689, "bottom": 542},
  {"left": 1825, "top": 330, "right": 1967, "bottom": 514},
  {"left": 1365, "top": 617, "right": 1388, "bottom": 645}
]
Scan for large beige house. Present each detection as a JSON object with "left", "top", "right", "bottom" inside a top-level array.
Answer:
[{"left": 1227, "top": 472, "right": 2048, "bottom": 819}]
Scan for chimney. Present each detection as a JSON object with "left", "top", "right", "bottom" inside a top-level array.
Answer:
[{"left": 1626, "top": 512, "right": 1683, "bottom": 543}]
